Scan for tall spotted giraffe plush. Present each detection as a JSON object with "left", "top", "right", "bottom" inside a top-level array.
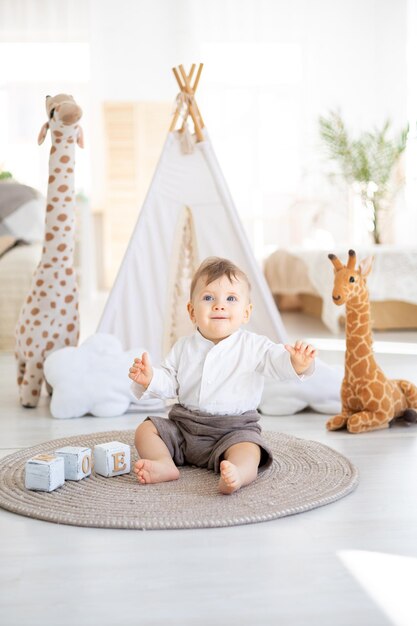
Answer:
[
  {"left": 326, "top": 249, "right": 417, "bottom": 433},
  {"left": 15, "top": 94, "right": 83, "bottom": 407}
]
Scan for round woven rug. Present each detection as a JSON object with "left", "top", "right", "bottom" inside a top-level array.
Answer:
[{"left": 0, "top": 430, "right": 358, "bottom": 530}]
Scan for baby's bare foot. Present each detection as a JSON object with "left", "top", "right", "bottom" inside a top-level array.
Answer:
[
  {"left": 134, "top": 459, "right": 179, "bottom": 485},
  {"left": 218, "top": 460, "right": 242, "bottom": 494}
]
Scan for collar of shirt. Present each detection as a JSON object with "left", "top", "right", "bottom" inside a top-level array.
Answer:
[{"left": 194, "top": 327, "right": 243, "bottom": 350}]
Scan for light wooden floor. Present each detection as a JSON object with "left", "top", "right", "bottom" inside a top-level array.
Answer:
[{"left": 1, "top": 310, "right": 417, "bottom": 626}]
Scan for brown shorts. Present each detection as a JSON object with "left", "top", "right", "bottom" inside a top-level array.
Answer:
[{"left": 146, "top": 403, "right": 272, "bottom": 473}]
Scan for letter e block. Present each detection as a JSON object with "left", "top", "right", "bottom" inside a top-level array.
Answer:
[
  {"left": 55, "top": 446, "right": 92, "bottom": 481},
  {"left": 25, "top": 454, "right": 65, "bottom": 492},
  {"left": 93, "top": 441, "right": 131, "bottom": 477}
]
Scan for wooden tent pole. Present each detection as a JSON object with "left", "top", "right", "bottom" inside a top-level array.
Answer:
[
  {"left": 191, "top": 63, "right": 204, "bottom": 128},
  {"left": 169, "top": 63, "right": 205, "bottom": 140},
  {"left": 178, "top": 64, "right": 204, "bottom": 141}
]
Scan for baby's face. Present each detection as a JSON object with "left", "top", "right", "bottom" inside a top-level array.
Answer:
[{"left": 187, "top": 274, "right": 252, "bottom": 344}]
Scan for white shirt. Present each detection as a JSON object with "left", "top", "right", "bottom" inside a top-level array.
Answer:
[{"left": 131, "top": 329, "right": 314, "bottom": 415}]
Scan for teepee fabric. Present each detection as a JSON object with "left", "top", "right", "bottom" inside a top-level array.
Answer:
[
  {"left": 98, "top": 130, "right": 287, "bottom": 365},
  {"left": 97, "top": 62, "right": 342, "bottom": 417}
]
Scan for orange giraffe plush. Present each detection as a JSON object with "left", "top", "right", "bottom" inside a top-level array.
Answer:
[
  {"left": 15, "top": 94, "right": 83, "bottom": 407},
  {"left": 326, "top": 249, "right": 417, "bottom": 433}
]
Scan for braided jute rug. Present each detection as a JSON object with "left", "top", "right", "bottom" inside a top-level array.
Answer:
[{"left": 0, "top": 430, "right": 358, "bottom": 530}]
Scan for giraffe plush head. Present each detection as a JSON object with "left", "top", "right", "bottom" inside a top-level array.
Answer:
[
  {"left": 38, "top": 94, "right": 84, "bottom": 147},
  {"left": 328, "top": 249, "right": 374, "bottom": 306}
]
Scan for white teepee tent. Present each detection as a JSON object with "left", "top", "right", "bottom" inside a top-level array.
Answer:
[
  {"left": 98, "top": 64, "right": 287, "bottom": 363},
  {"left": 97, "top": 64, "right": 342, "bottom": 415}
]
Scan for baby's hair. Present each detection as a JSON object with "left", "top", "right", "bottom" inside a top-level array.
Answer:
[{"left": 190, "top": 257, "right": 251, "bottom": 300}]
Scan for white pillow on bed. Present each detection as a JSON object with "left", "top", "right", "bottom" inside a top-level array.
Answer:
[{"left": 44, "top": 333, "right": 164, "bottom": 418}]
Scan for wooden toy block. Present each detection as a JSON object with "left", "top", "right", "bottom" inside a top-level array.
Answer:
[
  {"left": 93, "top": 441, "right": 131, "bottom": 478},
  {"left": 25, "top": 453, "right": 65, "bottom": 492},
  {"left": 55, "top": 446, "right": 92, "bottom": 481}
]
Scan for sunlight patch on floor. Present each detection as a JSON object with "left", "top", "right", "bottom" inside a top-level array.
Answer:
[{"left": 338, "top": 550, "right": 417, "bottom": 626}]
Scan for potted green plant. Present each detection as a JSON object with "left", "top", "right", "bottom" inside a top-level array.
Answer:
[{"left": 319, "top": 110, "right": 408, "bottom": 244}]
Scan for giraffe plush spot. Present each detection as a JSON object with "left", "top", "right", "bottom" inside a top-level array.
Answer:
[
  {"left": 58, "top": 185, "right": 69, "bottom": 192},
  {"left": 31, "top": 308, "right": 40, "bottom": 316},
  {"left": 65, "top": 268, "right": 73, "bottom": 275},
  {"left": 54, "top": 168, "right": 61, "bottom": 173},
  {"left": 26, "top": 338, "right": 33, "bottom": 346},
  {"left": 33, "top": 320, "right": 41, "bottom": 326},
  {"left": 67, "top": 168, "right": 73, "bottom": 173},
  {"left": 57, "top": 214, "right": 68, "bottom": 221},
  {"left": 67, "top": 323, "right": 75, "bottom": 332},
  {"left": 45, "top": 341, "right": 55, "bottom": 351},
  {"left": 65, "top": 295, "right": 74, "bottom": 303},
  {"left": 60, "top": 155, "right": 70, "bottom": 163},
  {"left": 47, "top": 204, "right": 54, "bottom": 212},
  {"left": 45, "top": 233, "right": 54, "bottom": 241},
  {"left": 52, "top": 197, "right": 59, "bottom": 202},
  {"left": 42, "top": 331, "right": 48, "bottom": 338},
  {"left": 53, "top": 130, "right": 63, "bottom": 137}
]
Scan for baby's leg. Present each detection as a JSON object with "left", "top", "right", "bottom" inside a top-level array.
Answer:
[
  {"left": 134, "top": 419, "right": 179, "bottom": 484},
  {"left": 219, "top": 442, "right": 261, "bottom": 495}
]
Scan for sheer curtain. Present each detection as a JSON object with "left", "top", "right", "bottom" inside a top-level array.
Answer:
[
  {"left": 0, "top": 0, "right": 90, "bottom": 192},
  {"left": 0, "top": 0, "right": 89, "bottom": 41}
]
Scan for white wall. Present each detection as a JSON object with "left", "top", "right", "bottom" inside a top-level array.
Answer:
[
  {"left": 88, "top": 0, "right": 411, "bottom": 247},
  {"left": 0, "top": 0, "right": 411, "bottom": 248}
]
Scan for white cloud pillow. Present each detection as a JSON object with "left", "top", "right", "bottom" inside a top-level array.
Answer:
[
  {"left": 44, "top": 333, "right": 164, "bottom": 418},
  {"left": 259, "top": 359, "right": 343, "bottom": 416}
]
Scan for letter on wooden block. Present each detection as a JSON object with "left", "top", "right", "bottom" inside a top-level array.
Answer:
[
  {"left": 55, "top": 446, "right": 92, "bottom": 481},
  {"left": 25, "top": 454, "right": 65, "bottom": 492},
  {"left": 93, "top": 441, "right": 131, "bottom": 477}
]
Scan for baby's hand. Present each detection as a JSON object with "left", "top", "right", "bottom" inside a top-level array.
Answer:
[
  {"left": 128, "top": 352, "right": 153, "bottom": 389},
  {"left": 285, "top": 340, "right": 317, "bottom": 375}
]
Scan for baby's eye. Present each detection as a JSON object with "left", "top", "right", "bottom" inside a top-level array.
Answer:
[
  {"left": 227, "top": 295, "right": 237, "bottom": 302},
  {"left": 203, "top": 295, "right": 214, "bottom": 301}
]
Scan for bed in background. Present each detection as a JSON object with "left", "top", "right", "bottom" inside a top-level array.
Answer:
[
  {"left": 264, "top": 247, "right": 417, "bottom": 333},
  {"left": 0, "top": 181, "right": 44, "bottom": 351}
]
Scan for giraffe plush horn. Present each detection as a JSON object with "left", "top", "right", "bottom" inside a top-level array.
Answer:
[
  {"left": 347, "top": 249, "right": 356, "bottom": 269},
  {"left": 328, "top": 253, "right": 343, "bottom": 271}
]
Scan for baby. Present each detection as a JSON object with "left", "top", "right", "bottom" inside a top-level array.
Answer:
[{"left": 129, "top": 257, "right": 316, "bottom": 494}]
